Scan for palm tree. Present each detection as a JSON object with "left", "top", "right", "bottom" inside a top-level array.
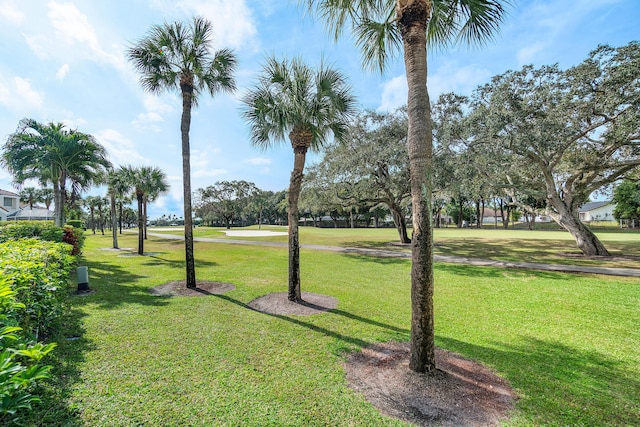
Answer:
[
  {"left": 241, "top": 56, "right": 356, "bottom": 302},
  {"left": 304, "top": 0, "right": 509, "bottom": 372},
  {"left": 122, "top": 165, "right": 169, "bottom": 256},
  {"left": 36, "top": 188, "right": 54, "bottom": 211},
  {"left": 106, "top": 168, "right": 130, "bottom": 249},
  {"left": 2, "top": 118, "right": 111, "bottom": 227},
  {"left": 83, "top": 195, "right": 101, "bottom": 234},
  {"left": 127, "top": 16, "right": 237, "bottom": 288},
  {"left": 19, "top": 187, "right": 39, "bottom": 209}
]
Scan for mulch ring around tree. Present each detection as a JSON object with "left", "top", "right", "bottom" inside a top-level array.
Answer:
[
  {"left": 247, "top": 292, "right": 338, "bottom": 316},
  {"left": 149, "top": 281, "right": 235, "bottom": 297},
  {"left": 345, "top": 341, "right": 516, "bottom": 427}
]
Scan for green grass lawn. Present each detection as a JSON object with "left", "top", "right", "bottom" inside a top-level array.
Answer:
[
  {"left": 148, "top": 225, "right": 640, "bottom": 269},
  {"left": 33, "top": 231, "right": 640, "bottom": 426}
]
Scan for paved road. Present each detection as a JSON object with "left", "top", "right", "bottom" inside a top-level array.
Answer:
[{"left": 143, "top": 231, "right": 640, "bottom": 278}]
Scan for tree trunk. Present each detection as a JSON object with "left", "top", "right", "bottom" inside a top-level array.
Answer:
[
  {"left": 136, "top": 192, "right": 144, "bottom": 256},
  {"left": 554, "top": 210, "right": 610, "bottom": 256},
  {"left": 287, "top": 144, "right": 307, "bottom": 302},
  {"left": 143, "top": 198, "right": 148, "bottom": 240},
  {"left": 399, "top": 0, "right": 436, "bottom": 374},
  {"left": 457, "top": 198, "right": 464, "bottom": 228},
  {"left": 180, "top": 79, "right": 197, "bottom": 288},
  {"left": 390, "top": 204, "right": 411, "bottom": 243},
  {"left": 111, "top": 193, "right": 118, "bottom": 249}
]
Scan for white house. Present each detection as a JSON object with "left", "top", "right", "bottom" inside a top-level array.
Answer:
[
  {"left": 0, "top": 189, "right": 20, "bottom": 221},
  {"left": 578, "top": 201, "right": 615, "bottom": 222}
]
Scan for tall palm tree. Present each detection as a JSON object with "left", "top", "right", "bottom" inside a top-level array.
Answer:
[
  {"left": 304, "top": 0, "right": 509, "bottom": 372},
  {"left": 2, "top": 118, "right": 111, "bottom": 227},
  {"left": 122, "top": 165, "right": 169, "bottom": 256},
  {"left": 106, "top": 168, "right": 130, "bottom": 249},
  {"left": 128, "top": 16, "right": 237, "bottom": 288},
  {"left": 241, "top": 56, "right": 356, "bottom": 302}
]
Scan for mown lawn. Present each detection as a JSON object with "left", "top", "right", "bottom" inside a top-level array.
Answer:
[
  {"left": 31, "top": 231, "right": 640, "bottom": 426},
  {"left": 150, "top": 225, "right": 640, "bottom": 268}
]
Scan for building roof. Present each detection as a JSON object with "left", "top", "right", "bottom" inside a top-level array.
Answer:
[
  {"left": 578, "top": 201, "right": 612, "bottom": 212},
  {"left": 6, "top": 206, "right": 55, "bottom": 220},
  {"left": 0, "top": 189, "right": 19, "bottom": 197}
]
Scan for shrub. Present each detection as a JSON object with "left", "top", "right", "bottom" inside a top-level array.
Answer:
[
  {"left": 0, "top": 221, "right": 84, "bottom": 255},
  {"left": 0, "top": 278, "right": 56, "bottom": 425},
  {"left": 0, "top": 240, "right": 74, "bottom": 340},
  {"left": 65, "top": 220, "right": 83, "bottom": 230}
]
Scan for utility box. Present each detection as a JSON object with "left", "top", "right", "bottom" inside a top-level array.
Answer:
[{"left": 77, "top": 266, "right": 90, "bottom": 292}]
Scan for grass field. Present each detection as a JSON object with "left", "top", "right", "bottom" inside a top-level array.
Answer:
[
  {"left": 148, "top": 225, "right": 640, "bottom": 268},
  {"left": 30, "top": 230, "right": 640, "bottom": 426}
]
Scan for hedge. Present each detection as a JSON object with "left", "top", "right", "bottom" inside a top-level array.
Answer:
[
  {"left": 0, "top": 221, "right": 84, "bottom": 255},
  {"left": 0, "top": 239, "right": 74, "bottom": 424}
]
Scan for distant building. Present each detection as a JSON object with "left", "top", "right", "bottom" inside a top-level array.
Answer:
[
  {"left": 0, "top": 189, "right": 20, "bottom": 221},
  {"left": 0, "top": 189, "right": 55, "bottom": 221},
  {"left": 578, "top": 201, "right": 615, "bottom": 222}
]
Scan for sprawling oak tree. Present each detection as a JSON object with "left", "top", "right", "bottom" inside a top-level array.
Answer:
[{"left": 470, "top": 42, "right": 640, "bottom": 255}]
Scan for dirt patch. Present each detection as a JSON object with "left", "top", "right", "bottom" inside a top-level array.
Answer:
[
  {"left": 345, "top": 341, "right": 516, "bottom": 427},
  {"left": 247, "top": 292, "right": 338, "bottom": 315},
  {"left": 149, "top": 281, "right": 235, "bottom": 297}
]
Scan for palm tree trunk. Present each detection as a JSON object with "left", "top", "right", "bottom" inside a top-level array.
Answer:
[
  {"left": 137, "top": 192, "right": 144, "bottom": 256},
  {"left": 287, "top": 145, "right": 308, "bottom": 302},
  {"left": 111, "top": 193, "right": 118, "bottom": 249},
  {"left": 180, "top": 80, "right": 197, "bottom": 288},
  {"left": 143, "top": 198, "right": 148, "bottom": 240},
  {"left": 398, "top": 0, "right": 436, "bottom": 373}
]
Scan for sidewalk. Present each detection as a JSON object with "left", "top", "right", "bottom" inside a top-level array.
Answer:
[{"left": 144, "top": 232, "right": 640, "bottom": 278}]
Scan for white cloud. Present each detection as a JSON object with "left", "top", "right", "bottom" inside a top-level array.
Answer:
[
  {"left": 56, "top": 64, "right": 70, "bottom": 80},
  {"left": 21, "top": 1, "right": 127, "bottom": 70},
  {"left": 132, "top": 94, "right": 175, "bottom": 130},
  {"left": 0, "top": 75, "right": 45, "bottom": 112},
  {"left": 0, "top": 1, "right": 25, "bottom": 24},
  {"left": 428, "top": 63, "right": 492, "bottom": 99},
  {"left": 378, "top": 75, "right": 407, "bottom": 112},
  {"left": 378, "top": 62, "right": 492, "bottom": 110},
  {"left": 151, "top": 0, "right": 258, "bottom": 50},
  {"left": 94, "top": 129, "right": 147, "bottom": 166},
  {"left": 246, "top": 157, "right": 271, "bottom": 166}
]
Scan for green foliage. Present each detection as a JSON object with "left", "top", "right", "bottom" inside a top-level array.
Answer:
[
  {"left": 0, "top": 239, "right": 74, "bottom": 340},
  {"left": 612, "top": 180, "right": 640, "bottom": 224},
  {"left": 0, "top": 221, "right": 62, "bottom": 243},
  {"left": 65, "top": 220, "right": 83, "bottom": 230},
  {"left": 0, "top": 221, "right": 84, "bottom": 255},
  {"left": 0, "top": 278, "right": 56, "bottom": 424}
]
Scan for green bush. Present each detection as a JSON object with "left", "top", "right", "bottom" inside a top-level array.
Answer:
[
  {"left": 65, "top": 220, "right": 83, "bottom": 230},
  {"left": 0, "top": 278, "right": 56, "bottom": 425},
  {"left": 0, "top": 221, "right": 84, "bottom": 255},
  {"left": 0, "top": 240, "right": 74, "bottom": 340}
]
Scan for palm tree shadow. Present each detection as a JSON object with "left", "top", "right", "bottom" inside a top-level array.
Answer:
[
  {"left": 211, "top": 293, "right": 372, "bottom": 349},
  {"left": 71, "top": 260, "right": 170, "bottom": 310},
  {"left": 437, "top": 336, "right": 640, "bottom": 425}
]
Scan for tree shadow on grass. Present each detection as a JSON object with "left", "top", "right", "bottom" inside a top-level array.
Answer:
[
  {"left": 437, "top": 336, "right": 640, "bottom": 426},
  {"left": 71, "top": 260, "right": 170, "bottom": 310},
  {"left": 209, "top": 292, "right": 373, "bottom": 350},
  {"left": 22, "top": 303, "right": 93, "bottom": 426},
  {"left": 341, "top": 253, "right": 410, "bottom": 266},
  {"left": 434, "top": 263, "right": 574, "bottom": 281},
  {"left": 140, "top": 254, "right": 218, "bottom": 270}
]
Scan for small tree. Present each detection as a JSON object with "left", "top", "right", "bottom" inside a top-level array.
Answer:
[{"left": 241, "top": 56, "right": 356, "bottom": 302}]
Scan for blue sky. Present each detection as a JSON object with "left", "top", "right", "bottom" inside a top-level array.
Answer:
[{"left": 0, "top": 0, "right": 638, "bottom": 219}]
